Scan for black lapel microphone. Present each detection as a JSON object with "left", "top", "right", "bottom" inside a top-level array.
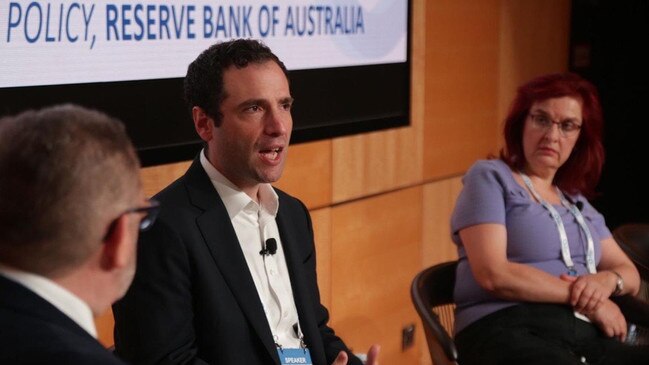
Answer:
[
  {"left": 259, "top": 238, "right": 278, "bottom": 256},
  {"left": 567, "top": 195, "right": 584, "bottom": 212}
]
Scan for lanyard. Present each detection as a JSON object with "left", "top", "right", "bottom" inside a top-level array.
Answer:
[{"left": 520, "top": 172, "right": 596, "bottom": 275}]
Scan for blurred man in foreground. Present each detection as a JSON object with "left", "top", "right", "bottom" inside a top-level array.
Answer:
[{"left": 0, "top": 104, "right": 158, "bottom": 363}]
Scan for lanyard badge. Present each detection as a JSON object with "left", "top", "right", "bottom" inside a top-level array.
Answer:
[
  {"left": 275, "top": 323, "right": 312, "bottom": 365},
  {"left": 277, "top": 348, "right": 313, "bottom": 365},
  {"left": 520, "top": 172, "right": 596, "bottom": 275}
]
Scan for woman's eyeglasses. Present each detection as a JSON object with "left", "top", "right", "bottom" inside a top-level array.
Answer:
[{"left": 528, "top": 113, "right": 582, "bottom": 137}]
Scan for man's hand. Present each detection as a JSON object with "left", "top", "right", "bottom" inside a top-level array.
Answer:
[
  {"left": 365, "top": 344, "right": 380, "bottom": 365},
  {"left": 331, "top": 344, "right": 380, "bottom": 365},
  {"left": 331, "top": 350, "right": 348, "bottom": 365}
]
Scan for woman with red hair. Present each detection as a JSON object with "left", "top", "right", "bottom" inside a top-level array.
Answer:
[{"left": 451, "top": 73, "right": 648, "bottom": 364}]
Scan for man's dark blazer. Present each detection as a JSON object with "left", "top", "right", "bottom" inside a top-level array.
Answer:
[
  {"left": 0, "top": 275, "right": 126, "bottom": 364},
  {"left": 113, "top": 157, "right": 361, "bottom": 365}
]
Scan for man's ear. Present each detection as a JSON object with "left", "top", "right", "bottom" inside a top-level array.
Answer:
[
  {"left": 101, "top": 214, "right": 133, "bottom": 271},
  {"left": 192, "top": 106, "right": 214, "bottom": 142}
]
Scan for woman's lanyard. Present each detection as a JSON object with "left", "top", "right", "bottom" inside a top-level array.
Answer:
[{"left": 520, "top": 172, "right": 596, "bottom": 275}]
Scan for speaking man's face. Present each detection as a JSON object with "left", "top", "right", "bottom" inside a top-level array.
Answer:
[{"left": 207, "top": 61, "right": 293, "bottom": 196}]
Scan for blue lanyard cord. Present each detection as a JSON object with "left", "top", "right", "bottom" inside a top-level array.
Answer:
[{"left": 520, "top": 172, "right": 596, "bottom": 274}]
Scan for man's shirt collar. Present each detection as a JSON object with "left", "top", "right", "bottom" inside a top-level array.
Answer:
[{"left": 200, "top": 150, "right": 279, "bottom": 220}]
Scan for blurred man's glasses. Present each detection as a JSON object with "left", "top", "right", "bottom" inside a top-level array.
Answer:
[
  {"left": 528, "top": 113, "right": 582, "bottom": 137},
  {"left": 124, "top": 199, "right": 161, "bottom": 232},
  {"left": 104, "top": 199, "right": 160, "bottom": 242}
]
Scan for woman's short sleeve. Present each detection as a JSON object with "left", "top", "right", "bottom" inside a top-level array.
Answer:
[{"left": 451, "top": 160, "right": 509, "bottom": 241}]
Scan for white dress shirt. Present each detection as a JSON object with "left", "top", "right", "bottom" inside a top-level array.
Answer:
[
  {"left": 200, "top": 151, "right": 302, "bottom": 349},
  {"left": 0, "top": 264, "right": 97, "bottom": 338}
]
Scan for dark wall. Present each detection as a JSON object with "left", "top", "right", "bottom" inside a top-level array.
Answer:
[{"left": 571, "top": 0, "right": 649, "bottom": 229}]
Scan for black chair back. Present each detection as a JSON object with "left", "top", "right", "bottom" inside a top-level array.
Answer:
[
  {"left": 412, "top": 258, "right": 649, "bottom": 360},
  {"left": 411, "top": 261, "right": 459, "bottom": 365}
]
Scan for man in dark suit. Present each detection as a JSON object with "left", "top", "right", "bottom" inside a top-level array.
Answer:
[
  {"left": 0, "top": 105, "right": 158, "bottom": 363},
  {"left": 112, "top": 39, "right": 379, "bottom": 365}
]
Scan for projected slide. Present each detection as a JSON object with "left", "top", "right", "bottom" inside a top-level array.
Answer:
[
  {"left": 1, "top": 0, "right": 407, "bottom": 87},
  {"left": 0, "top": 0, "right": 410, "bottom": 166}
]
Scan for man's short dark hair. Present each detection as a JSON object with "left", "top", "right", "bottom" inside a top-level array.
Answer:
[
  {"left": 184, "top": 38, "right": 289, "bottom": 126},
  {"left": 0, "top": 104, "right": 140, "bottom": 277}
]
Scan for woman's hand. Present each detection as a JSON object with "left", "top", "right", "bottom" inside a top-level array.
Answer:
[
  {"left": 585, "top": 298, "right": 627, "bottom": 342},
  {"left": 560, "top": 272, "right": 616, "bottom": 314}
]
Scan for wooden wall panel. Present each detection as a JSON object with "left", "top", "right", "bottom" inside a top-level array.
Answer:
[
  {"left": 331, "top": 0, "right": 425, "bottom": 204},
  {"left": 422, "top": 177, "right": 463, "bottom": 268},
  {"left": 275, "top": 140, "right": 332, "bottom": 209},
  {"left": 140, "top": 161, "right": 191, "bottom": 198},
  {"left": 95, "top": 308, "right": 115, "bottom": 348},
  {"left": 311, "top": 207, "right": 332, "bottom": 310},
  {"left": 332, "top": 127, "right": 423, "bottom": 203},
  {"left": 423, "top": 0, "right": 500, "bottom": 180},
  {"left": 498, "top": 0, "right": 572, "bottom": 129},
  {"left": 330, "top": 187, "right": 423, "bottom": 364}
]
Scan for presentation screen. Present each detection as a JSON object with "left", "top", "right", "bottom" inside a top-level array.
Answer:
[{"left": 0, "top": 0, "right": 411, "bottom": 166}]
